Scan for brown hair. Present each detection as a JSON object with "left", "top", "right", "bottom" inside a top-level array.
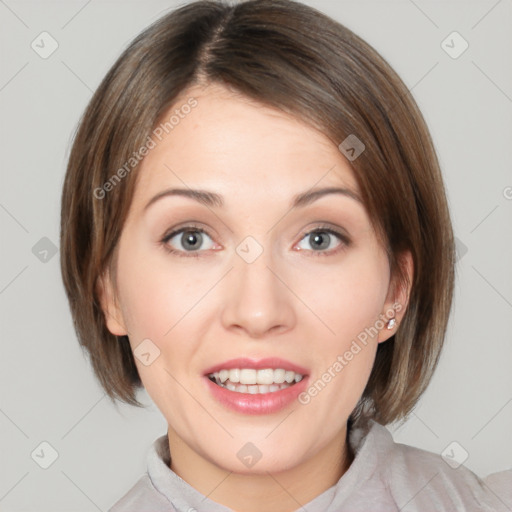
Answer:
[{"left": 60, "top": 0, "right": 455, "bottom": 426}]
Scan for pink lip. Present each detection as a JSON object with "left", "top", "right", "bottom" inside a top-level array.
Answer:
[
  {"left": 204, "top": 374, "right": 309, "bottom": 415},
  {"left": 203, "top": 357, "right": 309, "bottom": 376}
]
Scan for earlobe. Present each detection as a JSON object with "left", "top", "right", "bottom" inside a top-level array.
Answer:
[
  {"left": 96, "top": 269, "right": 128, "bottom": 336},
  {"left": 377, "top": 250, "right": 414, "bottom": 344}
]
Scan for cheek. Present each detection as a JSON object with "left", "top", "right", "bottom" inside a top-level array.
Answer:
[
  {"left": 115, "top": 236, "right": 203, "bottom": 340},
  {"left": 293, "top": 248, "right": 389, "bottom": 412},
  {"left": 295, "top": 248, "right": 390, "bottom": 343},
  {"left": 114, "top": 238, "right": 216, "bottom": 399},
  {"left": 114, "top": 243, "right": 206, "bottom": 412}
]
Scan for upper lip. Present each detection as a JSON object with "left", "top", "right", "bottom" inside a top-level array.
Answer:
[{"left": 203, "top": 357, "right": 309, "bottom": 376}]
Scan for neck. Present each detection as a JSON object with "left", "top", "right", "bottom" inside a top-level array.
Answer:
[{"left": 167, "top": 425, "right": 354, "bottom": 512}]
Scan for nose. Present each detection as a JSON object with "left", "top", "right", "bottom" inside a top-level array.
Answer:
[{"left": 220, "top": 243, "right": 296, "bottom": 339}]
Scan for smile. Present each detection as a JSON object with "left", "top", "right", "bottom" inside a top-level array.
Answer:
[
  {"left": 203, "top": 358, "right": 310, "bottom": 414},
  {"left": 208, "top": 368, "right": 304, "bottom": 394}
]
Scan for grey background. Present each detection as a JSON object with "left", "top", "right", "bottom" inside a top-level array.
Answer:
[{"left": 1, "top": 0, "right": 511, "bottom": 510}]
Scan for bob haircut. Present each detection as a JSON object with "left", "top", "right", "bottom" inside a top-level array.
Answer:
[{"left": 60, "top": 0, "right": 455, "bottom": 428}]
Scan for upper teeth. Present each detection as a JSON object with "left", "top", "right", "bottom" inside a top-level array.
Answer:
[{"left": 210, "top": 368, "right": 303, "bottom": 385}]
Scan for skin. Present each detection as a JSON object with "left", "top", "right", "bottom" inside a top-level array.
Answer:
[{"left": 99, "top": 82, "right": 413, "bottom": 512}]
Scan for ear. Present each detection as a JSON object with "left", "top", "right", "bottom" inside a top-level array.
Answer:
[
  {"left": 96, "top": 268, "right": 128, "bottom": 336},
  {"left": 377, "top": 250, "right": 414, "bottom": 344}
]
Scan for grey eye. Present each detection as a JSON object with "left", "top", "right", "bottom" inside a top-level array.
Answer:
[
  {"left": 297, "top": 230, "right": 342, "bottom": 252},
  {"left": 167, "top": 229, "right": 215, "bottom": 252}
]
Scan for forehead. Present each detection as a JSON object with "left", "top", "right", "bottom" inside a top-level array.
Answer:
[{"left": 131, "top": 83, "right": 360, "bottom": 211}]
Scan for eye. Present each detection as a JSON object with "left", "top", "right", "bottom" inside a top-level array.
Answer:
[
  {"left": 295, "top": 227, "right": 350, "bottom": 256},
  {"left": 160, "top": 224, "right": 350, "bottom": 258},
  {"left": 162, "top": 227, "right": 216, "bottom": 257}
]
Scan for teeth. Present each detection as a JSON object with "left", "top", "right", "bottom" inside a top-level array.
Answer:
[
  {"left": 214, "top": 381, "right": 294, "bottom": 394},
  {"left": 240, "top": 369, "right": 257, "bottom": 385},
  {"left": 209, "top": 367, "right": 305, "bottom": 392},
  {"left": 248, "top": 385, "right": 259, "bottom": 394},
  {"left": 229, "top": 369, "right": 240, "bottom": 383},
  {"left": 255, "top": 368, "right": 274, "bottom": 385},
  {"left": 273, "top": 369, "right": 286, "bottom": 383}
]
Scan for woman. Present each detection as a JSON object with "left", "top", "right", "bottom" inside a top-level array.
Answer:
[{"left": 60, "top": 0, "right": 511, "bottom": 510}]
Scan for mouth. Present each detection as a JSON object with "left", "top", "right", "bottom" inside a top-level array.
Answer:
[
  {"left": 203, "top": 358, "right": 310, "bottom": 414},
  {"left": 207, "top": 367, "right": 305, "bottom": 394}
]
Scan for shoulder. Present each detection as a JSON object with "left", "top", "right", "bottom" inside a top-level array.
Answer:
[
  {"left": 108, "top": 474, "right": 177, "bottom": 512},
  {"left": 483, "top": 469, "right": 512, "bottom": 507},
  {"left": 366, "top": 422, "right": 511, "bottom": 511}
]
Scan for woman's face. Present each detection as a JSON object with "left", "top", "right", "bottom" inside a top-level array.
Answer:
[{"left": 101, "top": 83, "right": 409, "bottom": 474}]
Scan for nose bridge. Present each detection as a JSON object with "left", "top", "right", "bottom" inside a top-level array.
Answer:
[{"left": 220, "top": 234, "right": 295, "bottom": 337}]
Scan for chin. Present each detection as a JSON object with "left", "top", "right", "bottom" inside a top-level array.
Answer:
[{"left": 202, "top": 438, "right": 315, "bottom": 476}]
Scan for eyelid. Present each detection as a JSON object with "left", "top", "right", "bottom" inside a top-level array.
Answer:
[
  {"left": 298, "top": 223, "right": 351, "bottom": 245},
  {"left": 161, "top": 222, "right": 212, "bottom": 242}
]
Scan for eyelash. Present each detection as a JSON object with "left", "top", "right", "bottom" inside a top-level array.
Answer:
[{"left": 160, "top": 223, "right": 351, "bottom": 258}]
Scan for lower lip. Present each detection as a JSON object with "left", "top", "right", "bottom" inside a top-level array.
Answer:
[{"left": 204, "top": 376, "right": 309, "bottom": 415}]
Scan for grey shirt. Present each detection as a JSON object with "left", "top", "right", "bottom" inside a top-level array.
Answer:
[{"left": 109, "top": 420, "right": 511, "bottom": 511}]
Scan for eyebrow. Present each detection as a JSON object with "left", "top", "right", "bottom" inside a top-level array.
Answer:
[{"left": 144, "top": 186, "right": 362, "bottom": 212}]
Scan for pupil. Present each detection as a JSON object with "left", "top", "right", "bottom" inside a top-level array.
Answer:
[
  {"left": 311, "top": 232, "right": 329, "bottom": 250},
  {"left": 183, "top": 231, "right": 201, "bottom": 250}
]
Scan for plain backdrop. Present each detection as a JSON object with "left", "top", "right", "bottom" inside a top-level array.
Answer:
[{"left": 0, "top": 0, "right": 511, "bottom": 510}]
